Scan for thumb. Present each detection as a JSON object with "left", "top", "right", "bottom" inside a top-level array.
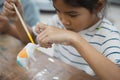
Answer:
[
  {"left": 35, "top": 23, "right": 47, "bottom": 33},
  {"left": 37, "top": 23, "right": 47, "bottom": 30}
]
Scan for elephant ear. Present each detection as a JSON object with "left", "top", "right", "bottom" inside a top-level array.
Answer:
[
  {"left": 16, "top": 43, "right": 38, "bottom": 70},
  {"left": 17, "top": 57, "right": 29, "bottom": 70},
  {"left": 26, "top": 43, "right": 38, "bottom": 61}
]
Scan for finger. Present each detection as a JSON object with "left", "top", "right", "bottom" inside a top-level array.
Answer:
[
  {"left": 37, "top": 29, "right": 49, "bottom": 41},
  {"left": 35, "top": 23, "right": 43, "bottom": 34},
  {"left": 3, "top": 6, "right": 15, "bottom": 16},
  {"left": 6, "top": 0, "right": 18, "bottom": 4},
  {"left": 12, "top": 0, "right": 21, "bottom": 7},
  {"left": 39, "top": 38, "right": 53, "bottom": 48},
  {"left": 6, "top": 0, "right": 21, "bottom": 11},
  {"left": 0, "top": 15, "right": 5, "bottom": 20},
  {"left": 45, "top": 42, "right": 53, "bottom": 48},
  {"left": 40, "top": 43, "right": 52, "bottom": 48},
  {"left": 35, "top": 27, "right": 41, "bottom": 34},
  {"left": 43, "top": 36, "right": 54, "bottom": 45},
  {"left": 37, "top": 23, "right": 47, "bottom": 30},
  {"left": 35, "top": 23, "right": 47, "bottom": 34},
  {"left": 0, "top": 15, "right": 8, "bottom": 21},
  {"left": 4, "top": 1, "right": 14, "bottom": 11},
  {"left": 37, "top": 31, "right": 48, "bottom": 42}
]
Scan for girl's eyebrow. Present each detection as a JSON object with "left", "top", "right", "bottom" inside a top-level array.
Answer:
[{"left": 64, "top": 11, "right": 78, "bottom": 14}]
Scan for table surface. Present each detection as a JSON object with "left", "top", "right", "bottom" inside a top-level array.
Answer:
[{"left": 0, "top": 34, "right": 98, "bottom": 80}]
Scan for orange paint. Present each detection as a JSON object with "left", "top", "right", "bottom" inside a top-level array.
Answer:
[{"left": 18, "top": 48, "right": 28, "bottom": 58}]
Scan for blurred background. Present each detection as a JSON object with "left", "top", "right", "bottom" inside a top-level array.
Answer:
[{"left": 34, "top": 0, "right": 120, "bottom": 29}]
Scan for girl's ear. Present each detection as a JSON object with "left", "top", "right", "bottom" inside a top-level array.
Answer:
[{"left": 94, "top": 0, "right": 106, "bottom": 13}]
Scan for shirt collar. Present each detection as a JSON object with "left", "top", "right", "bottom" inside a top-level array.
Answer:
[{"left": 78, "top": 19, "right": 102, "bottom": 34}]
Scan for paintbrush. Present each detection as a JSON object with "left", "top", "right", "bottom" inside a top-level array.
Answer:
[{"left": 12, "top": 3, "right": 35, "bottom": 44}]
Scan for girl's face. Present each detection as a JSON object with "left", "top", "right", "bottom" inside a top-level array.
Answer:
[{"left": 53, "top": 0, "right": 99, "bottom": 32}]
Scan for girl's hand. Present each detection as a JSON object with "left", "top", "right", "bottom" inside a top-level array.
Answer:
[
  {"left": 35, "top": 23, "right": 78, "bottom": 48},
  {"left": 0, "top": 14, "right": 10, "bottom": 33},
  {"left": 2, "top": 0, "right": 23, "bottom": 20}
]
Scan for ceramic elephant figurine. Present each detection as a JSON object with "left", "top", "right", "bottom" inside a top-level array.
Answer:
[{"left": 17, "top": 43, "right": 38, "bottom": 70}]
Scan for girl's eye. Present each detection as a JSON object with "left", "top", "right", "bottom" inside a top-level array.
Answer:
[
  {"left": 69, "top": 14, "right": 78, "bottom": 18},
  {"left": 69, "top": 15, "right": 78, "bottom": 17}
]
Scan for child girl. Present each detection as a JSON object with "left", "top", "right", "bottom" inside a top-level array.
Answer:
[{"left": 2, "top": 0, "right": 120, "bottom": 79}]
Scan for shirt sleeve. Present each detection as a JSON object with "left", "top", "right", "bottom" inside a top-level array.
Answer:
[{"left": 101, "top": 28, "right": 120, "bottom": 65}]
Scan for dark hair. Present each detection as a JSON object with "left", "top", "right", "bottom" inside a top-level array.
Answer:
[{"left": 53, "top": 0, "right": 107, "bottom": 13}]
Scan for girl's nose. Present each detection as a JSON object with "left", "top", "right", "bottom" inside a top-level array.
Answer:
[
  {"left": 60, "top": 14, "right": 71, "bottom": 26},
  {"left": 61, "top": 18, "right": 70, "bottom": 26}
]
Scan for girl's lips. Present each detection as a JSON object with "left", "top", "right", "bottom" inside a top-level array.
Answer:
[
  {"left": 66, "top": 28, "right": 78, "bottom": 32},
  {"left": 66, "top": 28, "right": 74, "bottom": 31}
]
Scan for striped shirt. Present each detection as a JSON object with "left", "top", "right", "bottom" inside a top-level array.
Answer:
[{"left": 34, "top": 15, "right": 120, "bottom": 76}]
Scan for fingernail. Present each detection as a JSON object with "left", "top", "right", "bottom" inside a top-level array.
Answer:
[{"left": 40, "top": 29, "right": 43, "bottom": 32}]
